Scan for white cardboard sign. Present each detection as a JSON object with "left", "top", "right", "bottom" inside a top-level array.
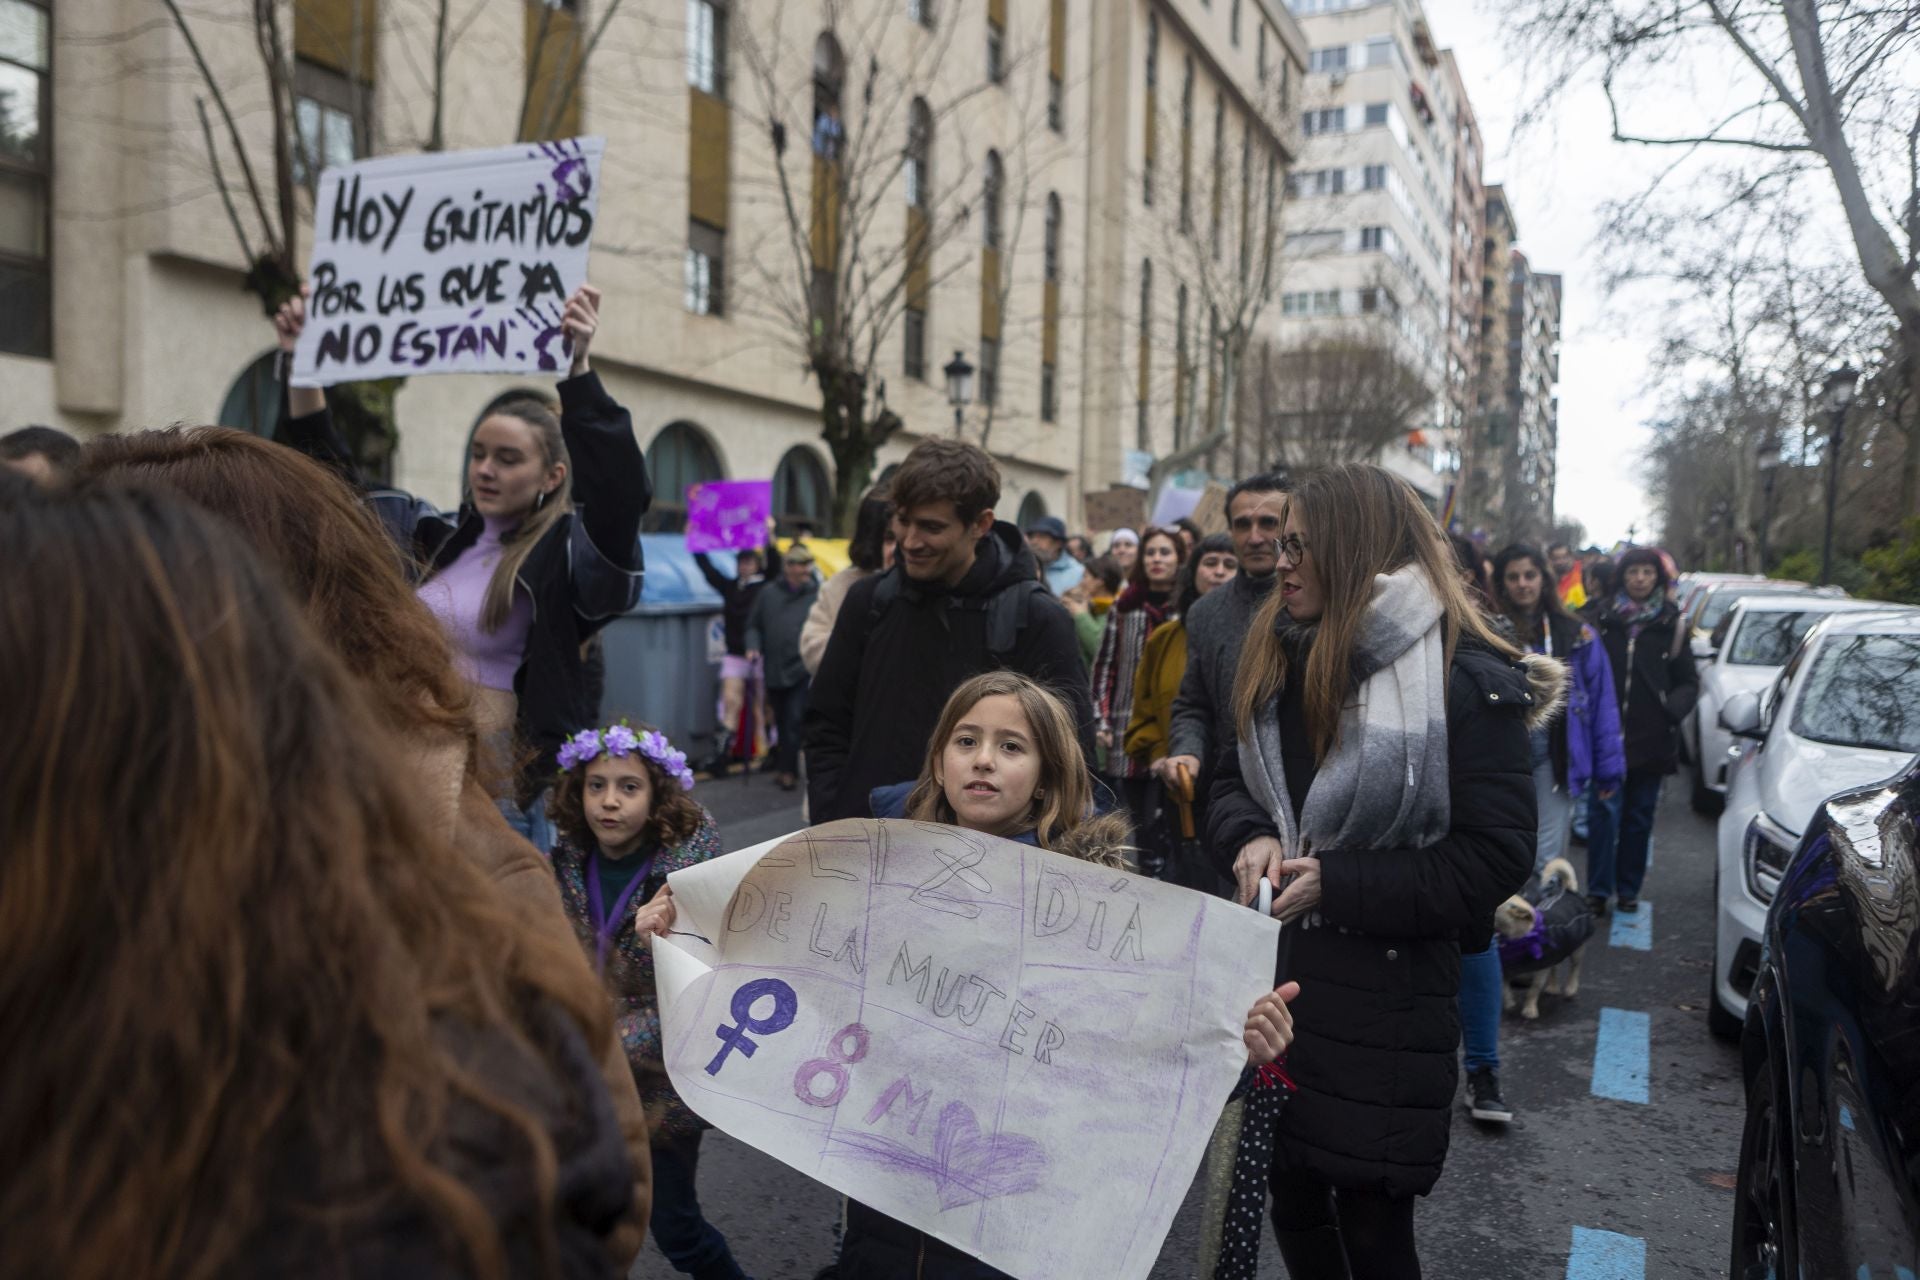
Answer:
[
  {"left": 655, "top": 819, "right": 1279, "bottom": 1280},
  {"left": 291, "top": 137, "right": 603, "bottom": 386}
]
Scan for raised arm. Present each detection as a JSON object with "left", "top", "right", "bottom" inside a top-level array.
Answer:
[
  {"left": 270, "top": 286, "right": 359, "bottom": 482},
  {"left": 553, "top": 286, "right": 651, "bottom": 624}
]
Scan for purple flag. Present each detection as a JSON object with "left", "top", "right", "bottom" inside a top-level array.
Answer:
[{"left": 686, "top": 479, "right": 772, "bottom": 553}]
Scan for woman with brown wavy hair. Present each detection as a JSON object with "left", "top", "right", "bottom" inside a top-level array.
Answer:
[
  {"left": 75, "top": 425, "right": 652, "bottom": 1259},
  {"left": 0, "top": 475, "right": 633, "bottom": 1279}
]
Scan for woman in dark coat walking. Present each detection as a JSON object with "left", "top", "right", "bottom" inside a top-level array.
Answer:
[
  {"left": 1584, "top": 546, "right": 1698, "bottom": 914},
  {"left": 1208, "top": 464, "right": 1547, "bottom": 1279}
]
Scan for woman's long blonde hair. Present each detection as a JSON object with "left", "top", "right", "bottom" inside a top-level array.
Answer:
[
  {"left": 1233, "top": 463, "right": 1519, "bottom": 760},
  {"left": 467, "top": 398, "right": 572, "bottom": 632},
  {"left": 905, "top": 672, "right": 1094, "bottom": 852}
]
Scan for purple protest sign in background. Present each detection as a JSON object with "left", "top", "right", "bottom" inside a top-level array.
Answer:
[{"left": 685, "top": 479, "right": 772, "bottom": 553}]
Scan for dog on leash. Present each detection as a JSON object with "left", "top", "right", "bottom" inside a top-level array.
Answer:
[{"left": 1494, "top": 857, "right": 1595, "bottom": 1020}]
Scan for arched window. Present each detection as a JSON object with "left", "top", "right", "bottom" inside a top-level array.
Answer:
[
  {"left": 1044, "top": 192, "right": 1061, "bottom": 282},
  {"left": 906, "top": 98, "right": 932, "bottom": 208},
  {"left": 773, "top": 445, "right": 832, "bottom": 533},
  {"left": 983, "top": 150, "right": 1004, "bottom": 249},
  {"left": 217, "top": 350, "right": 282, "bottom": 436},
  {"left": 1016, "top": 491, "right": 1048, "bottom": 530},
  {"left": 644, "top": 421, "right": 726, "bottom": 532}
]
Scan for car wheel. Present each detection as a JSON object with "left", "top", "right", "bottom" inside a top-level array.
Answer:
[
  {"left": 1692, "top": 761, "right": 1724, "bottom": 816},
  {"left": 1708, "top": 971, "right": 1743, "bottom": 1041},
  {"left": 1731, "top": 1054, "right": 1796, "bottom": 1279}
]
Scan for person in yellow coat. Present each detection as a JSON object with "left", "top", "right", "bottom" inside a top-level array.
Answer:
[{"left": 1125, "top": 533, "right": 1237, "bottom": 877}]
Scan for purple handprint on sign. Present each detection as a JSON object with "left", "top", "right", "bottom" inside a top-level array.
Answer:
[{"left": 539, "top": 139, "right": 594, "bottom": 202}]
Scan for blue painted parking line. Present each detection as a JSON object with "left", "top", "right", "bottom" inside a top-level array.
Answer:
[
  {"left": 1567, "top": 1226, "right": 1646, "bottom": 1280},
  {"left": 1591, "top": 1008, "right": 1650, "bottom": 1103},
  {"left": 1609, "top": 901, "right": 1652, "bottom": 950}
]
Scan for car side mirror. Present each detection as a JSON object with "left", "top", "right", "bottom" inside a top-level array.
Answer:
[{"left": 1721, "top": 691, "right": 1763, "bottom": 739}]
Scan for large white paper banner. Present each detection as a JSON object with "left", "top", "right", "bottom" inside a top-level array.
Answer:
[
  {"left": 655, "top": 819, "right": 1279, "bottom": 1280},
  {"left": 291, "top": 137, "right": 603, "bottom": 386}
]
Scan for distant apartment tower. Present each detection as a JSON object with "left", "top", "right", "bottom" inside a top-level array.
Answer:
[
  {"left": 1468, "top": 184, "right": 1519, "bottom": 532},
  {"left": 1272, "top": 0, "right": 1456, "bottom": 501},
  {"left": 1436, "top": 50, "right": 1483, "bottom": 476},
  {"left": 1505, "top": 251, "right": 1561, "bottom": 541}
]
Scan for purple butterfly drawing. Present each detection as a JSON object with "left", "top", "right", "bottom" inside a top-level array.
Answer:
[{"left": 830, "top": 1101, "right": 1049, "bottom": 1210}]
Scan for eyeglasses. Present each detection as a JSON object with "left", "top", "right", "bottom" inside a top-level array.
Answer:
[{"left": 1275, "top": 535, "right": 1309, "bottom": 566}]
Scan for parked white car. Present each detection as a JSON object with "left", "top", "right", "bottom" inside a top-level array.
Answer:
[
  {"left": 1711, "top": 610, "right": 1920, "bottom": 1037},
  {"left": 1684, "top": 579, "right": 1814, "bottom": 659},
  {"left": 1685, "top": 595, "right": 1891, "bottom": 813}
]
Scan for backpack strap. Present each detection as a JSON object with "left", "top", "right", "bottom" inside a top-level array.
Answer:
[{"left": 986, "top": 580, "right": 1049, "bottom": 662}]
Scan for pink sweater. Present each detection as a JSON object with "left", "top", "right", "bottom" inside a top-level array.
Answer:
[{"left": 417, "top": 516, "right": 534, "bottom": 692}]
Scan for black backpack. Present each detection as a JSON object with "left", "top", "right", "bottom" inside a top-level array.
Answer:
[{"left": 866, "top": 571, "right": 1053, "bottom": 664}]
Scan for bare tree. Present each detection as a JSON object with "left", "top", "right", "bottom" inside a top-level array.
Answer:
[
  {"left": 1241, "top": 324, "right": 1437, "bottom": 471},
  {"left": 728, "top": 1, "right": 1019, "bottom": 532},
  {"left": 1501, "top": 0, "right": 1920, "bottom": 507}
]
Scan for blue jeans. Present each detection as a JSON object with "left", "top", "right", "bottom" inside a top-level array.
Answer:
[
  {"left": 651, "top": 1135, "right": 748, "bottom": 1278},
  {"left": 1458, "top": 943, "right": 1502, "bottom": 1074},
  {"left": 1586, "top": 774, "right": 1661, "bottom": 899},
  {"left": 1533, "top": 762, "right": 1574, "bottom": 877},
  {"left": 499, "top": 788, "right": 553, "bottom": 856},
  {"left": 1571, "top": 781, "right": 1592, "bottom": 841}
]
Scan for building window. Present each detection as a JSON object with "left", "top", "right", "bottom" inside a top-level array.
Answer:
[
  {"left": 1210, "top": 94, "right": 1225, "bottom": 253},
  {"left": 1363, "top": 162, "right": 1386, "bottom": 190},
  {"left": 687, "top": 0, "right": 727, "bottom": 96},
  {"left": 1143, "top": 13, "right": 1158, "bottom": 205},
  {"left": 987, "top": 7, "right": 1006, "bottom": 83},
  {"left": 685, "top": 220, "right": 725, "bottom": 314},
  {"left": 1258, "top": 24, "right": 1269, "bottom": 84},
  {"left": 1175, "top": 282, "right": 1190, "bottom": 446},
  {"left": 979, "top": 337, "right": 1000, "bottom": 406},
  {"left": 1317, "top": 167, "right": 1344, "bottom": 195},
  {"left": 1043, "top": 193, "right": 1061, "bottom": 281},
  {"left": 1364, "top": 101, "right": 1389, "bottom": 126},
  {"left": 1365, "top": 35, "right": 1396, "bottom": 68},
  {"left": 905, "top": 98, "right": 932, "bottom": 207},
  {"left": 522, "top": 0, "right": 587, "bottom": 141},
  {"left": 1040, "top": 362, "right": 1057, "bottom": 422},
  {"left": 983, "top": 150, "right": 1004, "bottom": 248},
  {"left": 643, "top": 421, "right": 726, "bottom": 532},
  {"left": 1302, "top": 108, "right": 1345, "bottom": 135},
  {"left": 292, "top": 60, "right": 365, "bottom": 189},
  {"left": 909, "top": 0, "right": 935, "bottom": 27},
  {"left": 1137, "top": 258, "right": 1152, "bottom": 447},
  {"left": 1178, "top": 56, "right": 1194, "bottom": 233},
  {"left": 1048, "top": 74, "right": 1064, "bottom": 131},
  {"left": 1047, "top": 0, "right": 1065, "bottom": 130},
  {"left": 1309, "top": 46, "right": 1347, "bottom": 72},
  {"left": 774, "top": 446, "right": 832, "bottom": 531},
  {"left": 1359, "top": 225, "right": 1385, "bottom": 250},
  {"left": 1230, "top": 0, "right": 1242, "bottom": 45},
  {"left": 903, "top": 307, "right": 926, "bottom": 378}
]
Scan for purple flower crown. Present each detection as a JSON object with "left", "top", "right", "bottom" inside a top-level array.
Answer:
[{"left": 556, "top": 722, "right": 695, "bottom": 792}]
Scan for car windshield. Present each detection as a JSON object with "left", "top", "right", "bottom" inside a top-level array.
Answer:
[
  {"left": 1699, "top": 588, "right": 1805, "bottom": 632},
  {"left": 1727, "top": 611, "right": 1833, "bottom": 667},
  {"left": 1792, "top": 634, "right": 1920, "bottom": 752}
]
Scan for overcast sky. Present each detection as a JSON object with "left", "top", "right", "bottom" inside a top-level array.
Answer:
[{"left": 1420, "top": 0, "right": 1667, "bottom": 547}]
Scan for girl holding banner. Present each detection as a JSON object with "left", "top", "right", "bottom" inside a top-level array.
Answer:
[{"left": 274, "top": 283, "right": 650, "bottom": 851}]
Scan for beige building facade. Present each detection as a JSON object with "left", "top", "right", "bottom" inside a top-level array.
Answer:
[{"left": 5, "top": 0, "right": 1309, "bottom": 534}]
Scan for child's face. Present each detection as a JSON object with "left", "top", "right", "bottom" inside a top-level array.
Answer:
[
  {"left": 583, "top": 756, "right": 653, "bottom": 856},
  {"left": 935, "top": 694, "right": 1044, "bottom": 838}
]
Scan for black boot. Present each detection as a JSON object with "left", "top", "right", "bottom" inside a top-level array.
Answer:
[{"left": 1271, "top": 1225, "right": 1351, "bottom": 1279}]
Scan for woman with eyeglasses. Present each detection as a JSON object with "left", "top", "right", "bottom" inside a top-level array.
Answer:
[{"left": 1206, "top": 465, "right": 1550, "bottom": 1278}]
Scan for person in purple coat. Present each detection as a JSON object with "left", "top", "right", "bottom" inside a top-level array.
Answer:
[{"left": 1493, "top": 544, "right": 1626, "bottom": 874}]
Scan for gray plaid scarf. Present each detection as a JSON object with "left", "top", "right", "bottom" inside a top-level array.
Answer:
[{"left": 1237, "top": 564, "right": 1451, "bottom": 907}]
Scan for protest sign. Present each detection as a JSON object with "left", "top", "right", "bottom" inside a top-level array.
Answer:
[
  {"left": 685, "top": 480, "right": 773, "bottom": 554},
  {"left": 291, "top": 137, "right": 604, "bottom": 386},
  {"left": 655, "top": 819, "right": 1279, "bottom": 1280}
]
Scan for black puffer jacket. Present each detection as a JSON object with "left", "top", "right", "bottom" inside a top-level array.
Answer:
[
  {"left": 1593, "top": 596, "right": 1699, "bottom": 776},
  {"left": 804, "top": 521, "right": 1095, "bottom": 822},
  {"left": 1207, "top": 643, "right": 1541, "bottom": 1199},
  {"left": 280, "top": 373, "right": 648, "bottom": 799}
]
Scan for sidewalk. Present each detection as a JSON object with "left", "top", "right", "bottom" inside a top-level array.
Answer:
[{"left": 695, "top": 764, "right": 807, "bottom": 852}]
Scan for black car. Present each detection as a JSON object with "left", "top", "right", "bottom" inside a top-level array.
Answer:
[{"left": 1734, "top": 761, "right": 1920, "bottom": 1279}]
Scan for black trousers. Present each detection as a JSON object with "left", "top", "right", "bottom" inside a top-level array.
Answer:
[
  {"left": 768, "top": 680, "right": 809, "bottom": 775},
  {"left": 1268, "top": 1163, "right": 1421, "bottom": 1280}
]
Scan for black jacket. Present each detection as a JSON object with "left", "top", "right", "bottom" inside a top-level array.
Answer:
[
  {"left": 746, "top": 574, "right": 819, "bottom": 690},
  {"left": 803, "top": 521, "right": 1096, "bottom": 822},
  {"left": 1593, "top": 597, "right": 1699, "bottom": 776},
  {"left": 838, "top": 1199, "right": 1010, "bottom": 1280},
  {"left": 279, "top": 373, "right": 649, "bottom": 798},
  {"left": 1207, "top": 643, "right": 1539, "bottom": 1198},
  {"left": 694, "top": 547, "right": 772, "bottom": 657}
]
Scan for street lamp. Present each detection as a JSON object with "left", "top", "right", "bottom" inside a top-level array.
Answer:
[
  {"left": 943, "top": 349, "right": 975, "bottom": 435},
  {"left": 1755, "top": 433, "right": 1782, "bottom": 572},
  {"left": 1818, "top": 363, "right": 1859, "bottom": 587}
]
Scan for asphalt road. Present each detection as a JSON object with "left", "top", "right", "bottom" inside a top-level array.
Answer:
[{"left": 635, "top": 781, "right": 1743, "bottom": 1279}]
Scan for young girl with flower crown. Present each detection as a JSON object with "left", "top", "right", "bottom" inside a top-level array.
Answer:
[{"left": 546, "top": 723, "right": 749, "bottom": 1280}]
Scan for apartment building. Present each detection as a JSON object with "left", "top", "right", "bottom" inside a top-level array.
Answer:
[
  {"left": 1271, "top": 0, "right": 1456, "bottom": 499},
  {"left": 1435, "top": 49, "right": 1482, "bottom": 457},
  {"left": 7, "top": 0, "right": 1308, "bottom": 531},
  {"left": 1504, "top": 249, "right": 1560, "bottom": 540}
]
